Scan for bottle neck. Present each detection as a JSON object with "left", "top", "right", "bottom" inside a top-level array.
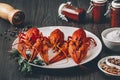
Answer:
[
  {"left": 93, "top": 2, "right": 107, "bottom": 6},
  {"left": 87, "top": 1, "right": 107, "bottom": 13}
]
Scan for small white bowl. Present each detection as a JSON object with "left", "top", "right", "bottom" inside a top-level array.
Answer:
[
  {"left": 98, "top": 56, "right": 120, "bottom": 76},
  {"left": 101, "top": 28, "right": 120, "bottom": 52}
]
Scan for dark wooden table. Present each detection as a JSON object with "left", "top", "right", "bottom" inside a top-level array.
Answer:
[{"left": 0, "top": 0, "right": 120, "bottom": 80}]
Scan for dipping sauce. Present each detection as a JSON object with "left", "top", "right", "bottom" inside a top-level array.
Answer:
[
  {"left": 87, "top": 0, "right": 107, "bottom": 23},
  {"left": 105, "top": 30, "right": 120, "bottom": 42}
]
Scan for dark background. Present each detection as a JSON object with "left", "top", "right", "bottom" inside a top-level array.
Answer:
[{"left": 0, "top": 0, "right": 119, "bottom": 80}]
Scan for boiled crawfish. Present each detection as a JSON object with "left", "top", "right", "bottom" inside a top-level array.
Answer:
[
  {"left": 48, "top": 29, "right": 68, "bottom": 64},
  {"left": 17, "top": 27, "right": 97, "bottom": 65},
  {"left": 38, "top": 29, "right": 68, "bottom": 64},
  {"left": 17, "top": 27, "right": 44, "bottom": 62},
  {"left": 68, "top": 28, "right": 97, "bottom": 64},
  {"left": 49, "top": 29, "right": 64, "bottom": 49},
  {"left": 17, "top": 28, "right": 68, "bottom": 64}
]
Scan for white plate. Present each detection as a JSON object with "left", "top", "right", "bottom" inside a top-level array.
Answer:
[
  {"left": 12, "top": 26, "right": 102, "bottom": 69},
  {"left": 98, "top": 56, "right": 120, "bottom": 76}
]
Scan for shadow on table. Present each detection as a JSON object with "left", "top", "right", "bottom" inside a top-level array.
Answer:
[
  {"left": 23, "top": 56, "right": 101, "bottom": 78},
  {"left": 99, "top": 71, "right": 120, "bottom": 80},
  {"left": 33, "top": 65, "right": 92, "bottom": 75},
  {"left": 23, "top": 46, "right": 120, "bottom": 79}
]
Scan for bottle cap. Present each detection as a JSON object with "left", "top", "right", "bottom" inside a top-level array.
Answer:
[
  {"left": 91, "top": 0, "right": 107, "bottom": 3},
  {"left": 112, "top": 0, "right": 120, "bottom": 8},
  {"left": 58, "top": 2, "right": 71, "bottom": 21}
]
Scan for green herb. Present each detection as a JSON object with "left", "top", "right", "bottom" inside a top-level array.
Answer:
[{"left": 11, "top": 49, "right": 46, "bottom": 73}]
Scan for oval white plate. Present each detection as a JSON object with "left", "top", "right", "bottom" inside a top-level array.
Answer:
[
  {"left": 12, "top": 26, "right": 102, "bottom": 69},
  {"left": 98, "top": 56, "right": 120, "bottom": 76}
]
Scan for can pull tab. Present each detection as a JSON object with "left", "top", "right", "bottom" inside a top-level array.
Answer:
[
  {"left": 87, "top": 2, "right": 93, "bottom": 13},
  {"left": 104, "top": 2, "right": 111, "bottom": 16}
]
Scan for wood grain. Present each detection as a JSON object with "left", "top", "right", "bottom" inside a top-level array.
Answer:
[{"left": 0, "top": 0, "right": 120, "bottom": 80}]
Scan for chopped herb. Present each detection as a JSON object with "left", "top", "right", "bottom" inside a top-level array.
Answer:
[{"left": 11, "top": 49, "right": 46, "bottom": 73}]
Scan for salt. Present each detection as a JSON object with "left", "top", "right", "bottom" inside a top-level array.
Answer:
[{"left": 106, "top": 30, "right": 120, "bottom": 42}]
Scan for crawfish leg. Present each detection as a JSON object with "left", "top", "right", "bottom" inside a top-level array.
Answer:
[
  {"left": 39, "top": 45, "right": 49, "bottom": 64},
  {"left": 49, "top": 42, "right": 68, "bottom": 64},
  {"left": 78, "top": 43, "right": 88, "bottom": 63},
  {"left": 29, "top": 49, "right": 37, "bottom": 62},
  {"left": 50, "top": 42, "right": 68, "bottom": 63},
  {"left": 68, "top": 41, "right": 80, "bottom": 64},
  {"left": 17, "top": 43, "right": 28, "bottom": 60},
  {"left": 38, "top": 37, "right": 49, "bottom": 64},
  {"left": 49, "top": 51, "right": 66, "bottom": 64},
  {"left": 29, "top": 38, "right": 42, "bottom": 62}
]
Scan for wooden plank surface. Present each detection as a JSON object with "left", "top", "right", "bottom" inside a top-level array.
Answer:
[{"left": 0, "top": 0, "right": 120, "bottom": 80}]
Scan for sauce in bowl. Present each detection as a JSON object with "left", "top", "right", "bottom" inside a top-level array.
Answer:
[{"left": 105, "top": 30, "right": 120, "bottom": 42}]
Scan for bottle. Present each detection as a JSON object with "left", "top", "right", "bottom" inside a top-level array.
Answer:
[
  {"left": 58, "top": 2, "right": 86, "bottom": 23},
  {"left": 111, "top": 0, "right": 120, "bottom": 27},
  {"left": 0, "top": 3, "right": 25, "bottom": 25},
  {"left": 87, "top": 0, "right": 107, "bottom": 23}
]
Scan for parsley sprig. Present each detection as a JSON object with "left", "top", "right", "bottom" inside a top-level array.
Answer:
[{"left": 11, "top": 49, "right": 46, "bottom": 73}]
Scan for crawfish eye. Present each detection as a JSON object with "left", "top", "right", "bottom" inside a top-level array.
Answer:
[
  {"left": 73, "top": 42, "right": 76, "bottom": 46},
  {"left": 29, "top": 37, "right": 32, "bottom": 41},
  {"left": 76, "top": 37, "right": 80, "bottom": 41}
]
